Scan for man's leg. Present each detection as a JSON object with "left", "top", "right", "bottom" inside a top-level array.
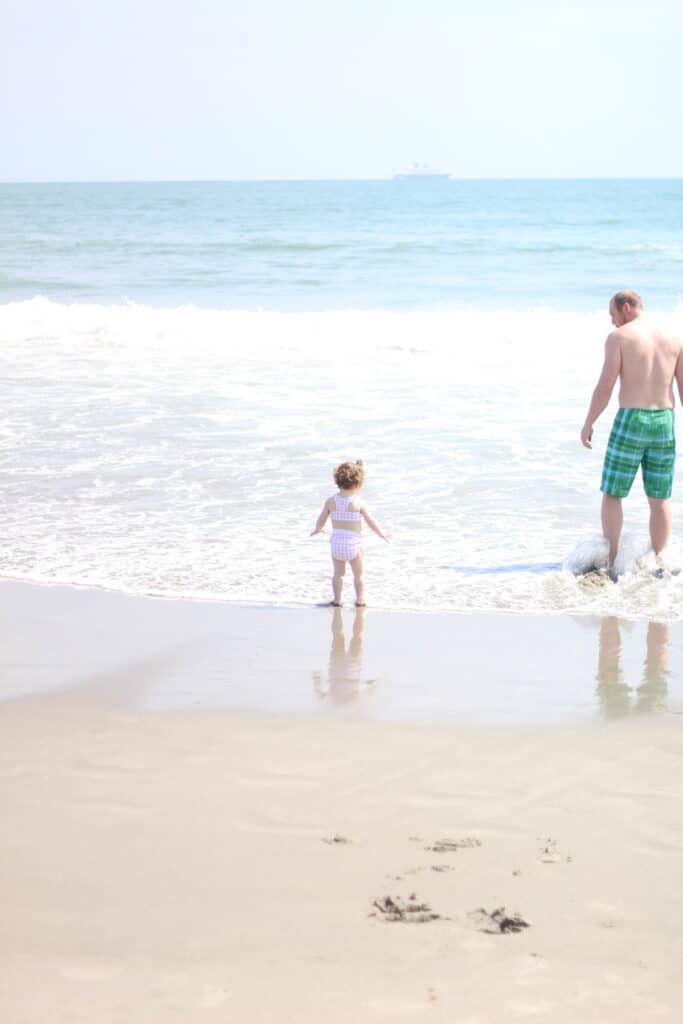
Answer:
[
  {"left": 599, "top": 409, "right": 640, "bottom": 568},
  {"left": 601, "top": 494, "right": 623, "bottom": 567},
  {"left": 642, "top": 422, "right": 675, "bottom": 557},
  {"left": 647, "top": 497, "right": 671, "bottom": 555}
]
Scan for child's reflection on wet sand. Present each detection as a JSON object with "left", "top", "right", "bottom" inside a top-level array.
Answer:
[{"left": 313, "top": 606, "right": 378, "bottom": 705}]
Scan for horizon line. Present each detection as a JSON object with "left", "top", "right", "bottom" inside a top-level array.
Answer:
[{"left": 1, "top": 175, "right": 682, "bottom": 186}]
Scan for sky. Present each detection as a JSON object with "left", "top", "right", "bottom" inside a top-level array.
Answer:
[{"left": 2, "top": 0, "right": 682, "bottom": 181}]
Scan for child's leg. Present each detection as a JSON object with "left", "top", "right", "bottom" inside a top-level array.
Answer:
[
  {"left": 350, "top": 553, "right": 365, "bottom": 606},
  {"left": 332, "top": 558, "right": 346, "bottom": 605}
]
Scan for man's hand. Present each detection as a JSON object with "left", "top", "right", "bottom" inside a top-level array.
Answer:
[{"left": 581, "top": 423, "right": 593, "bottom": 449}]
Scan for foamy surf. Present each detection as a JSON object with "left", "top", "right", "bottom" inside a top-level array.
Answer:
[
  {"left": 2, "top": 299, "right": 683, "bottom": 621},
  {"left": 562, "top": 535, "right": 610, "bottom": 575}
]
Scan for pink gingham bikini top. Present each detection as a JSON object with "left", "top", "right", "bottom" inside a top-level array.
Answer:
[{"left": 332, "top": 495, "right": 362, "bottom": 522}]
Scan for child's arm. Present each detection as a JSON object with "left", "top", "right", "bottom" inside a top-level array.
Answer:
[
  {"left": 310, "top": 499, "right": 331, "bottom": 536},
  {"left": 360, "top": 503, "right": 391, "bottom": 542}
]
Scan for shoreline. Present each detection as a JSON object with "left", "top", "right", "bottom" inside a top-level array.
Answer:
[{"left": 2, "top": 578, "right": 682, "bottom": 723}]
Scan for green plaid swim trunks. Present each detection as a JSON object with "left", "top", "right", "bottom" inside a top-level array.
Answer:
[{"left": 601, "top": 407, "right": 676, "bottom": 499}]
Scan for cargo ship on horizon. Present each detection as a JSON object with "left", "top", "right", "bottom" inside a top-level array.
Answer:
[{"left": 393, "top": 162, "right": 451, "bottom": 180}]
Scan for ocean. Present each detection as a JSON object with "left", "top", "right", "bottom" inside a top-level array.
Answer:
[{"left": 2, "top": 178, "right": 683, "bottom": 619}]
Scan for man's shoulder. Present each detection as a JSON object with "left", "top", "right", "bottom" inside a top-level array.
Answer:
[
  {"left": 610, "top": 319, "right": 660, "bottom": 344},
  {"left": 605, "top": 328, "right": 624, "bottom": 349}
]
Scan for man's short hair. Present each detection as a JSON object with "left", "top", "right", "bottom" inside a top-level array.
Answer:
[{"left": 611, "top": 290, "right": 643, "bottom": 312}]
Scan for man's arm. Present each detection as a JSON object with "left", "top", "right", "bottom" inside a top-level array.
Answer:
[{"left": 581, "top": 334, "right": 621, "bottom": 449}]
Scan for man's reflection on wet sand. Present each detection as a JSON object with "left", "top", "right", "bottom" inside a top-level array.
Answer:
[
  {"left": 313, "top": 606, "right": 377, "bottom": 705},
  {"left": 596, "top": 617, "right": 669, "bottom": 718}
]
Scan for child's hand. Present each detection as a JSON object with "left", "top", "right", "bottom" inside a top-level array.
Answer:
[
  {"left": 383, "top": 531, "right": 392, "bottom": 542},
  {"left": 309, "top": 527, "right": 323, "bottom": 537}
]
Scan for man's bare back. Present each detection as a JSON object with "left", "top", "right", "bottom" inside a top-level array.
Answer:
[{"left": 612, "top": 316, "right": 682, "bottom": 410}]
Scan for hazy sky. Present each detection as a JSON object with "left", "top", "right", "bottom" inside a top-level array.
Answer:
[{"left": 2, "top": 0, "right": 682, "bottom": 181}]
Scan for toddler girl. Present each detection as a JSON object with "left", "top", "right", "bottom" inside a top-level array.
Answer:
[{"left": 310, "top": 460, "right": 390, "bottom": 606}]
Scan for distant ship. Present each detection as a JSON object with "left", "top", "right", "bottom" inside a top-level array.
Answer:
[{"left": 393, "top": 162, "right": 451, "bottom": 180}]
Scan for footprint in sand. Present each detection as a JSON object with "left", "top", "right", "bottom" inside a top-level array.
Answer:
[
  {"left": 467, "top": 907, "right": 531, "bottom": 934},
  {"left": 424, "top": 837, "right": 482, "bottom": 853},
  {"left": 371, "top": 894, "right": 441, "bottom": 923},
  {"left": 537, "top": 837, "right": 572, "bottom": 863},
  {"left": 322, "top": 834, "right": 351, "bottom": 845}
]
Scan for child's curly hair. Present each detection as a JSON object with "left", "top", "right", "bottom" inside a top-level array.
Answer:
[{"left": 334, "top": 459, "right": 365, "bottom": 491}]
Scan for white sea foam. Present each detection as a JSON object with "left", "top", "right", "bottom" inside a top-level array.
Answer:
[
  {"left": 563, "top": 535, "right": 610, "bottom": 574},
  {"left": 2, "top": 298, "right": 683, "bottom": 620}
]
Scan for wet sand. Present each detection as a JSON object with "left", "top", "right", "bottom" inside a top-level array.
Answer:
[
  {"left": 2, "top": 580, "right": 683, "bottom": 722},
  {"left": 1, "top": 581, "right": 683, "bottom": 1022}
]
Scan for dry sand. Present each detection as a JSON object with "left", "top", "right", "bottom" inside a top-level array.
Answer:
[{"left": 1, "top": 581, "right": 682, "bottom": 1022}]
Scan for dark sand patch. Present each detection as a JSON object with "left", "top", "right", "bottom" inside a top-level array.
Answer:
[
  {"left": 425, "top": 837, "right": 481, "bottom": 853},
  {"left": 467, "top": 907, "right": 531, "bottom": 934},
  {"left": 371, "top": 895, "right": 441, "bottom": 923}
]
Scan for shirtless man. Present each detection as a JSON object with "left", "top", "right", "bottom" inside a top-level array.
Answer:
[{"left": 581, "top": 290, "right": 683, "bottom": 569}]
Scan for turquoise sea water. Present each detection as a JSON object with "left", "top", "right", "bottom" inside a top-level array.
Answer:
[
  {"left": 2, "top": 179, "right": 682, "bottom": 310},
  {"left": 1, "top": 179, "right": 683, "bottom": 618}
]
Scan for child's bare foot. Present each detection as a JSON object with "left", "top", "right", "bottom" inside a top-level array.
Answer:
[{"left": 355, "top": 602, "right": 366, "bottom": 607}]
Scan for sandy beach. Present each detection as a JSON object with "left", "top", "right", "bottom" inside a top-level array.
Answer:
[{"left": 1, "top": 581, "right": 683, "bottom": 1022}]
